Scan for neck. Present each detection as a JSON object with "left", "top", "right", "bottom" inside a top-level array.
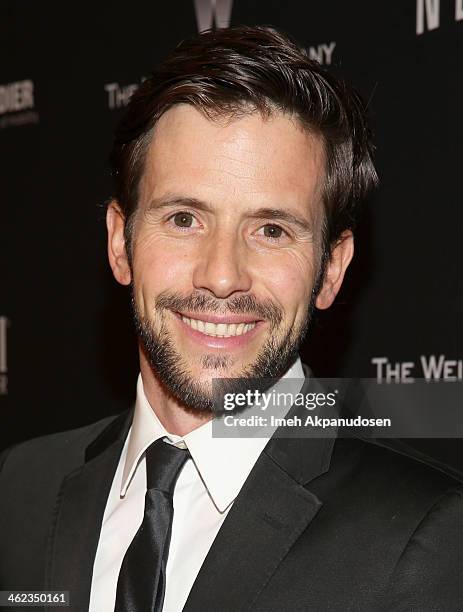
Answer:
[{"left": 139, "top": 349, "right": 212, "bottom": 437}]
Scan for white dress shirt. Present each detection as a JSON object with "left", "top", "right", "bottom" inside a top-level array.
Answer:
[{"left": 89, "top": 358, "right": 304, "bottom": 612}]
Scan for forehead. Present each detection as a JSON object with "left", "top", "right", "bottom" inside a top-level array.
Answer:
[{"left": 139, "top": 104, "right": 325, "bottom": 213}]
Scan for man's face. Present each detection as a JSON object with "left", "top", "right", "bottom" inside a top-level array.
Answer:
[{"left": 108, "top": 105, "right": 352, "bottom": 412}]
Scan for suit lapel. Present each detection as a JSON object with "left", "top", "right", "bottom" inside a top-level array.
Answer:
[
  {"left": 45, "top": 409, "right": 133, "bottom": 612},
  {"left": 184, "top": 375, "right": 335, "bottom": 612},
  {"left": 44, "top": 369, "right": 333, "bottom": 612}
]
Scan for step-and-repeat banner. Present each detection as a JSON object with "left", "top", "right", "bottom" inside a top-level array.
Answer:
[{"left": 1, "top": 1, "right": 462, "bottom": 468}]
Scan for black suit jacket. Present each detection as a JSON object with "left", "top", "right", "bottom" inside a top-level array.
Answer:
[{"left": 2, "top": 375, "right": 463, "bottom": 612}]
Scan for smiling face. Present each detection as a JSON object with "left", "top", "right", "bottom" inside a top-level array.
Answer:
[{"left": 107, "top": 104, "right": 353, "bottom": 412}]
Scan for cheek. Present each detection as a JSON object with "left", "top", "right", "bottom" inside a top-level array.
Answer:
[
  {"left": 131, "top": 238, "right": 195, "bottom": 314},
  {"left": 267, "top": 271, "right": 310, "bottom": 313},
  {"left": 256, "top": 251, "right": 316, "bottom": 317}
]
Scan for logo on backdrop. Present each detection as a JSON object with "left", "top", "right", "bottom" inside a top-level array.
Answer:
[
  {"left": 0, "top": 317, "right": 9, "bottom": 396},
  {"left": 192, "top": 0, "right": 336, "bottom": 65},
  {"left": 372, "top": 355, "right": 463, "bottom": 383},
  {"left": 307, "top": 42, "right": 336, "bottom": 65},
  {"left": 194, "top": 0, "right": 233, "bottom": 32},
  {"left": 416, "top": 0, "right": 463, "bottom": 35},
  {"left": 105, "top": 2, "right": 339, "bottom": 112},
  {"left": 104, "top": 80, "right": 144, "bottom": 110},
  {"left": 0, "top": 79, "right": 39, "bottom": 130}
]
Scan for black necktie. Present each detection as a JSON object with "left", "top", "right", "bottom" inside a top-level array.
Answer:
[{"left": 114, "top": 438, "right": 190, "bottom": 612}]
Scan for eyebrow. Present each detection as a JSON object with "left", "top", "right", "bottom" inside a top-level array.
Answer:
[
  {"left": 147, "top": 196, "right": 314, "bottom": 233},
  {"left": 147, "top": 196, "right": 214, "bottom": 214}
]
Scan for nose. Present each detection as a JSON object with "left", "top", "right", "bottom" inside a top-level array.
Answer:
[{"left": 192, "top": 228, "right": 252, "bottom": 299}]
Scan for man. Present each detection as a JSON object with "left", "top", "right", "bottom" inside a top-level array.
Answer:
[{"left": 1, "top": 25, "right": 463, "bottom": 612}]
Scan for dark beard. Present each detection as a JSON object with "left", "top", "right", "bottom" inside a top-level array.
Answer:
[{"left": 131, "top": 290, "right": 315, "bottom": 415}]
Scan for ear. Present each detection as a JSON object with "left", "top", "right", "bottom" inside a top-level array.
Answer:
[
  {"left": 106, "top": 200, "right": 131, "bottom": 286},
  {"left": 315, "top": 230, "right": 354, "bottom": 310}
]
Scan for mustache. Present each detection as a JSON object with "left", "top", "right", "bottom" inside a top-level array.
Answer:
[{"left": 154, "top": 291, "right": 283, "bottom": 327}]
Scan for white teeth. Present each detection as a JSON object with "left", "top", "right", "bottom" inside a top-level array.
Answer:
[
  {"left": 204, "top": 322, "right": 216, "bottom": 335},
  {"left": 216, "top": 323, "right": 227, "bottom": 336},
  {"left": 181, "top": 316, "right": 257, "bottom": 337}
]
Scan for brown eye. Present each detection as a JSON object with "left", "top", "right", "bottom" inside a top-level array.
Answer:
[
  {"left": 263, "top": 224, "right": 283, "bottom": 238},
  {"left": 173, "top": 212, "right": 194, "bottom": 227}
]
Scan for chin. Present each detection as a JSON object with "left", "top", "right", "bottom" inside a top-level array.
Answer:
[{"left": 194, "top": 352, "right": 241, "bottom": 374}]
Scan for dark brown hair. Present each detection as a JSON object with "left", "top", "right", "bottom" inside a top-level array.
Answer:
[{"left": 110, "top": 25, "right": 377, "bottom": 261}]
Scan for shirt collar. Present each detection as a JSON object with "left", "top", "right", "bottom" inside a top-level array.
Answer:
[{"left": 121, "top": 358, "right": 305, "bottom": 512}]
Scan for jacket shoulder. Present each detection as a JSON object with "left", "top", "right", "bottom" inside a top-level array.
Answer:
[
  {"left": 323, "top": 436, "right": 463, "bottom": 517},
  {"left": 359, "top": 437, "right": 463, "bottom": 487},
  {"left": 0, "top": 413, "right": 130, "bottom": 591},
  {"left": 356, "top": 440, "right": 463, "bottom": 609},
  {"left": 0, "top": 412, "right": 126, "bottom": 479}
]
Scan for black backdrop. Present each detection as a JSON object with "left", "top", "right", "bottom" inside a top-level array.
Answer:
[{"left": 1, "top": 1, "right": 462, "bottom": 469}]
